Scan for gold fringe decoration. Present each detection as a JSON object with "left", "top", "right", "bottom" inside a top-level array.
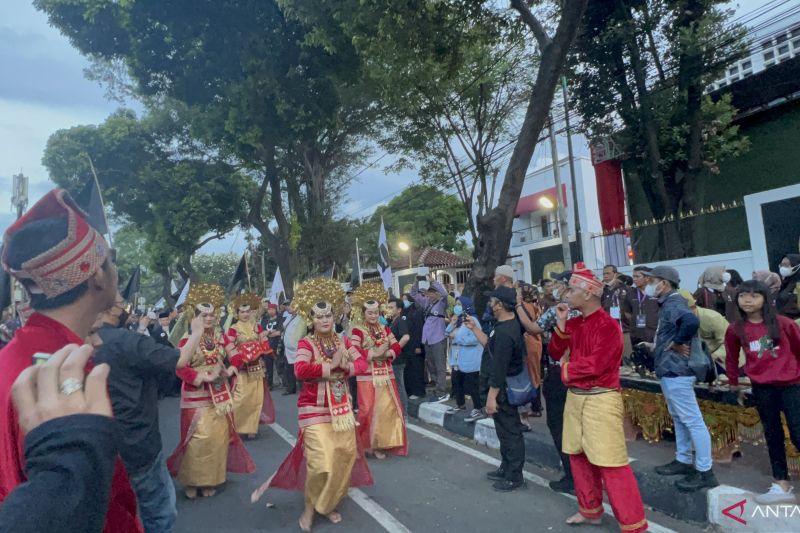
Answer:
[
  {"left": 699, "top": 401, "right": 740, "bottom": 456},
  {"left": 736, "top": 407, "right": 764, "bottom": 446},
  {"left": 231, "top": 292, "right": 262, "bottom": 312},
  {"left": 185, "top": 283, "right": 226, "bottom": 313},
  {"left": 294, "top": 278, "right": 345, "bottom": 324},
  {"left": 621, "top": 389, "right": 672, "bottom": 443}
]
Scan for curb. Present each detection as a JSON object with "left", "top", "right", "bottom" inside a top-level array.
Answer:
[{"left": 408, "top": 398, "right": 720, "bottom": 525}]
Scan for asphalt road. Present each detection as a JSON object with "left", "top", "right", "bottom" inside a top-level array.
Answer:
[{"left": 158, "top": 392, "right": 703, "bottom": 533}]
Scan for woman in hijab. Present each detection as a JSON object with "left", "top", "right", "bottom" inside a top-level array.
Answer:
[
  {"left": 693, "top": 266, "right": 728, "bottom": 317},
  {"left": 445, "top": 296, "right": 485, "bottom": 423},
  {"left": 753, "top": 270, "right": 782, "bottom": 305},
  {"left": 777, "top": 254, "right": 800, "bottom": 320}
]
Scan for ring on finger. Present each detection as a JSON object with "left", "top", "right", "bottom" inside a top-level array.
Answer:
[{"left": 59, "top": 377, "right": 84, "bottom": 396}]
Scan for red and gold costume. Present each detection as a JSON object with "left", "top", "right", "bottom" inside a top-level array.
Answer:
[
  {"left": 0, "top": 189, "right": 141, "bottom": 532},
  {"left": 227, "top": 320, "right": 276, "bottom": 433},
  {"left": 549, "top": 265, "right": 647, "bottom": 533},
  {"left": 252, "top": 279, "right": 373, "bottom": 517},
  {"left": 167, "top": 331, "right": 255, "bottom": 488},
  {"left": 350, "top": 324, "right": 408, "bottom": 456}
]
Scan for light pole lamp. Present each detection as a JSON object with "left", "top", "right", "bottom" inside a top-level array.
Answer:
[{"left": 397, "top": 241, "right": 412, "bottom": 269}]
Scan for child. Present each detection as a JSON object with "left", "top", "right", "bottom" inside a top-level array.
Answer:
[{"left": 725, "top": 280, "right": 800, "bottom": 504}]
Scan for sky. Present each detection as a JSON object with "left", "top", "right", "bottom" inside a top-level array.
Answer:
[{"left": 0, "top": 0, "right": 777, "bottom": 254}]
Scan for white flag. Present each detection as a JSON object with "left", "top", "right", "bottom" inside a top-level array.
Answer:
[
  {"left": 268, "top": 267, "right": 285, "bottom": 304},
  {"left": 176, "top": 279, "right": 191, "bottom": 307},
  {"left": 378, "top": 219, "right": 392, "bottom": 290}
]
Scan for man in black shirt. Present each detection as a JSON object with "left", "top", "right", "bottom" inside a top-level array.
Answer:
[
  {"left": 401, "top": 293, "right": 426, "bottom": 399},
  {"left": 260, "top": 301, "right": 283, "bottom": 389},
  {"left": 387, "top": 297, "right": 412, "bottom": 415},
  {"left": 466, "top": 286, "right": 526, "bottom": 492},
  {"left": 90, "top": 296, "right": 179, "bottom": 533}
]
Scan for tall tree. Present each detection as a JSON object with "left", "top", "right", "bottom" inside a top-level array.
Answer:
[
  {"left": 35, "top": 0, "right": 379, "bottom": 293},
  {"left": 569, "top": 0, "right": 749, "bottom": 259},
  {"left": 281, "top": 0, "right": 588, "bottom": 303}
]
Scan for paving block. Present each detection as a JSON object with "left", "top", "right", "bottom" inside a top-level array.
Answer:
[
  {"left": 474, "top": 418, "right": 500, "bottom": 450},
  {"left": 418, "top": 401, "right": 449, "bottom": 427}
]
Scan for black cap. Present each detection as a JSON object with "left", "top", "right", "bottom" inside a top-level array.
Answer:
[
  {"left": 645, "top": 266, "right": 680, "bottom": 285},
  {"left": 489, "top": 286, "right": 517, "bottom": 307},
  {"left": 550, "top": 270, "right": 572, "bottom": 283},
  {"left": 158, "top": 310, "right": 171, "bottom": 319}
]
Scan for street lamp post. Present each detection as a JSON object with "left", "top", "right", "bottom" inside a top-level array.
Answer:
[{"left": 398, "top": 241, "right": 412, "bottom": 269}]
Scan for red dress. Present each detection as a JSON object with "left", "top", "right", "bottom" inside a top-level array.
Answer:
[
  {"left": 251, "top": 335, "right": 373, "bottom": 501},
  {"left": 0, "top": 313, "right": 142, "bottom": 533},
  {"left": 351, "top": 325, "right": 408, "bottom": 456}
]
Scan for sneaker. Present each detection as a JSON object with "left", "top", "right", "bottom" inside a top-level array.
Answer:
[
  {"left": 464, "top": 409, "right": 486, "bottom": 423},
  {"left": 654, "top": 460, "right": 695, "bottom": 476},
  {"left": 493, "top": 479, "right": 527, "bottom": 492},
  {"left": 486, "top": 468, "right": 506, "bottom": 481},
  {"left": 549, "top": 476, "right": 575, "bottom": 494},
  {"left": 408, "top": 395, "right": 420, "bottom": 400},
  {"left": 446, "top": 406, "right": 466, "bottom": 414},
  {"left": 435, "top": 394, "right": 450, "bottom": 403},
  {"left": 755, "top": 483, "right": 796, "bottom": 504},
  {"left": 675, "top": 469, "right": 719, "bottom": 492}
]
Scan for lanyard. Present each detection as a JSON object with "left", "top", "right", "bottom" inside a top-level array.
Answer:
[{"left": 636, "top": 288, "right": 646, "bottom": 307}]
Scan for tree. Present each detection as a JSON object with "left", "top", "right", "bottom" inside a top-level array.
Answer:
[
  {"left": 569, "top": 0, "right": 749, "bottom": 259},
  {"left": 285, "top": 0, "right": 588, "bottom": 302},
  {"left": 113, "top": 224, "right": 163, "bottom": 305},
  {"left": 191, "top": 253, "right": 243, "bottom": 288},
  {"left": 35, "top": 0, "right": 380, "bottom": 294},
  {"left": 370, "top": 184, "right": 469, "bottom": 253},
  {"left": 42, "top": 107, "right": 255, "bottom": 295}
]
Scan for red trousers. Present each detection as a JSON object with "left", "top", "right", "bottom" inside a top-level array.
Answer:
[{"left": 570, "top": 453, "right": 648, "bottom": 533}]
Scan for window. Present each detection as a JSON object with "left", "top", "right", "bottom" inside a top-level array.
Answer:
[
  {"left": 718, "top": 80, "right": 727, "bottom": 87},
  {"left": 777, "top": 33, "right": 788, "bottom": 44},
  {"left": 729, "top": 75, "right": 739, "bottom": 83},
  {"left": 779, "top": 44, "right": 789, "bottom": 55},
  {"left": 762, "top": 39, "right": 773, "bottom": 50},
  {"left": 741, "top": 60, "right": 752, "bottom": 70},
  {"left": 793, "top": 37, "right": 800, "bottom": 49},
  {"left": 728, "top": 66, "right": 738, "bottom": 76},
  {"left": 540, "top": 215, "right": 550, "bottom": 238},
  {"left": 764, "top": 50, "right": 775, "bottom": 60},
  {"left": 456, "top": 270, "right": 469, "bottom": 285}
]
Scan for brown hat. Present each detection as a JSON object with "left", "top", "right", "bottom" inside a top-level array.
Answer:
[{"left": 2, "top": 189, "right": 109, "bottom": 298}]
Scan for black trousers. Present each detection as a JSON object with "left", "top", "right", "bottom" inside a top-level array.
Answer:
[
  {"left": 452, "top": 370, "right": 483, "bottom": 410},
  {"left": 349, "top": 375, "right": 358, "bottom": 407},
  {"left": 405, "top": 352, "right": 427, "bottom": 397},
  {"left": 264, "top": 355, "right": 275, "bottom": 389},
  {"left": 543, "top": 362, "right": 572, "bottom": 481},
  {"left": 752, "top": 383, "right": 800, "bottom": 480},
  {"left": 283, "top": 362, "right": 297, "bottom": 393},
  {"left": 494, "top": 394, "right": 525, "bottom": 483}
]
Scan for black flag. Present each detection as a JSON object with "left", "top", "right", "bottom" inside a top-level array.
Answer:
[
  {"left": 121, "top": 266, "right": 141, "bottom": 302},
  {"left": 0, "top": 247, "right": 11, "bottom": 311},
  {"left": 75, "top": 178, "right": 109, "bottom": 235},
  {"left": 227, "top": 253, "right": 247, "bottom": 295},
  {"left": 350, "top": 252, "right": 360, "bottom": 288}
]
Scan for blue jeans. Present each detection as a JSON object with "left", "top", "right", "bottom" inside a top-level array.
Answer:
[
  {"left": 659, "top": 376, "right": 713, "bottom": 472},
  {"left": 128, "top": 450, "right": 177, "bottom": 533}
]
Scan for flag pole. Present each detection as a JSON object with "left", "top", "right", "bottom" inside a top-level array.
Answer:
[
  {"left": 355, "top": 238, "right": 363, "bottom": 284},
  {"left": 85, "top": 153, "right": 113, "bottom": 248},
  {"left": 261, "top": 249, "right": 267, "bottom": 297},
  {"left": 245, "top": 251, "right": 252, "bottom": 292}
]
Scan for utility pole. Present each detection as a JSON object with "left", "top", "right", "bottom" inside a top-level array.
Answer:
[
  {"left": 548, "top": 114, "right": 572, "bottom": 268},
  {"left": 561, "top": 76, "right": 581, "bottom": 259}
]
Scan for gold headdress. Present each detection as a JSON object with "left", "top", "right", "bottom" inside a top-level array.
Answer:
[
  {"left": 351, "top": 281, "right": 389, "bottom": 326},
  {"left": 231, "top": 292, "right": 262, "bottom": 312},
  {"left": 185, "top": 283, "right": 225, "bottom": 314},
  {"left": 293, "top": 277, "right": 345, "bottom": 323}
]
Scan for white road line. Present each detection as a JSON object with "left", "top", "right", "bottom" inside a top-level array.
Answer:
[
  {"left": 269, "top": 423, "right": 413, "bottom": 533},
  {"left": 407, "top": 422, "right": 678, "bottom": 533}
]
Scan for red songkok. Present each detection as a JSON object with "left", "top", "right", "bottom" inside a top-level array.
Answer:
[
  {"left": 1, "top": 189, "right": 109, "bottom": 298},
  {"left": 569, "top": 262, "right": 603, "bottom": 297}
]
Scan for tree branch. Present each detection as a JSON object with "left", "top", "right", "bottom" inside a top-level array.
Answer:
[
  {"left": 510, "top": 0, "right": 552, "bottom": 50},
  {"left": 192, "top": 232, "right": 225, "bottom": 253}
]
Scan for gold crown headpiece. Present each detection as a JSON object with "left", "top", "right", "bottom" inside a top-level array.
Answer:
[
  {"left": 185, "top": 283, "right": 225, "bottom": 314},
  {"left": 351, "top": 281, "right": 389, "bottom": 326},
  {"left": 293, "top": 277, "right": 345, "bottom": 323},
  {"left": 231, "top": 292, "right": 262, "bottom": 312}
]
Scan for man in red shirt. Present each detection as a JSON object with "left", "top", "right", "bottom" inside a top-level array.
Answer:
[
  {"left": 549, "top": 264, "right": 647, "bottom": 533},
  {"left": 0, "top": 189, "right": 142, "bottom": 532}
]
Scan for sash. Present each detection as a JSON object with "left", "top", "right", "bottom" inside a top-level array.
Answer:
[
  {"left": 326, "top": 377, "right": 356, "bottom": 432},
  {"left": 361, "top": 327, "right": 392, "bottom": 387},
  {"left": 209, "top": 376, "right": 235, "bottom": 415}
]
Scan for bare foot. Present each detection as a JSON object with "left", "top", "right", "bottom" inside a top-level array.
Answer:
[
  {"left": 374, "top": 450, "right": 387, "bottom": 460},
  {"left": 299, "top": 509, "right": 314, "bottom": 532},
  {"left": 201, "top": 488, "right": 216, "bottom": 498},
  {"left": 325, "top": 510, "right": 342, "bottom": 524},
  {"left": 565, "top": 512, "right": 602, "bottom": 526},
  {"left": 185, "top": 487, "right": 198, "bottom": 500}
]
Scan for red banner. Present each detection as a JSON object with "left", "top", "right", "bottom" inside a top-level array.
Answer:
[{"left": 593, "top": 159, "right": 625, "bottom": 231}]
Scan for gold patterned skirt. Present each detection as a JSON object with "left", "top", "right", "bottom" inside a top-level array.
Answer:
[
  {"left": 563, "top": 390, "right": 630, "bottom": 467},
  {"left": 303, "top": 423, "right": 358, "bottom": 515},
  {"left": 356, "top": 378, "right": 408, "bottom": 454},
  {"left": 233, "top": 370, "right": 265, "bottom": 435},
  {"left": 177, "top": 406, "right": 231, "bottom": 488}
]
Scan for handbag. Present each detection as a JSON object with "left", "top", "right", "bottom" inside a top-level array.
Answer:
[
  {"left": 688, "top": 335, "right": 717, "bottom": 384},
  {"left": 505, "top": 366, "right": 538, "bottom": 406}
]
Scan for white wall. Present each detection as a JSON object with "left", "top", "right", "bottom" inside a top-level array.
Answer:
[
  {"left": 613, "top": 251, "right": 754, "bottom": 291},
  {"left": 745, "top": 183, "right": 800, "bottom": 272}
]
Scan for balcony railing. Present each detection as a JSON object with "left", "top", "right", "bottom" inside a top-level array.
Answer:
[{"left": 511, "top": 223, "right": 559, "bottom": 247}]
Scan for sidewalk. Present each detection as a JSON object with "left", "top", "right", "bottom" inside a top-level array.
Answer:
[{"left": 406, "top": 396, "right": 792, "bottom": 529}]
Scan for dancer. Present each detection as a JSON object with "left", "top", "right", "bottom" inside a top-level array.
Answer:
[
  {"left": 251, "top": 278, "right": 372, "bottom": 532},
  {"left": 227, "top": 293, "right": 276, "bottom": 439},
  {"left": 549, "top": 264, "right": 648, "bottom": 532},
  {"left": 350, "top": 283, "right": 408, "bottom": 458},
  {"left": 167, "top": 284, "right": 255, "bottom": 499}
]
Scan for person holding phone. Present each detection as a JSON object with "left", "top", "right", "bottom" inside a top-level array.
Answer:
[
  {"left": 446, "top": 296, "right": 484, "bottom": 422},
  {"left": 410, "top": 273, "right": 450, "bottom": 402}
]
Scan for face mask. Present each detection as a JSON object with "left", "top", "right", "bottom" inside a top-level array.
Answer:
[
  {"left": 780, "top": 265, "right": 797, "bottom": 279},
  {"left": 378, "top": 316, "right": 388, "bottom": 326},
  {"left": 453, "top": 305, "right": 463, "bottom": 316},
  {"left": 644, "top": 283, "right": 658, "bottom": 298},
  {"left": 552, "top": 289, "right": 560, "bottom": 300},
  {"left": 403, "top": 300, "right": 412, "bottom": 309},
  {"left": 722, "top": 272, "right": 732, "bottom": 284}
]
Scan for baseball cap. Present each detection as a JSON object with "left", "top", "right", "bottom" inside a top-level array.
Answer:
[
  {"left": 488, "top": 286, "right": 517, "bottom": 307},
  {"left": 550, "top": 270, "right": 572, "bottom": 283},
  {"left": 646, "top": 266, "right": 680, "bottom": 286}
]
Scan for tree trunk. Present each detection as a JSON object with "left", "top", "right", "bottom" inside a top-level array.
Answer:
[{"left": 465, "top": 0, "right": 588, "bottom": 311}]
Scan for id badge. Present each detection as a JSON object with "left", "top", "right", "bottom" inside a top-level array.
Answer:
[
  {"left": 610, "top": 306, "right": 621, "bottom": 320},
  {"left": 636, "top": 314, "right": 647, "bottom": 328}
]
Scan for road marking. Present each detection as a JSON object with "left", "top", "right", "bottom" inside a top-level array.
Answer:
[
  {"left": 407, "top": 422, "right": 677, "bottom": 533},
  {"left": 269, "top": 423, "right": 413, "bottom": 533}
]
